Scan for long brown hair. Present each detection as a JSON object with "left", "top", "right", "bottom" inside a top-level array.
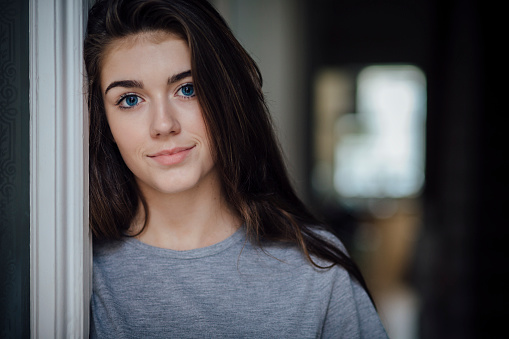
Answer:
[{"left": 85, "top": 0, "right": 371, "bottom": 295}]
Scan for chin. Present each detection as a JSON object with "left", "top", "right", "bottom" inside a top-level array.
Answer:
[
  {"left": 138, "top": 169, "right": 219, "bottom": 198},
  {"left": 147, "top": 179, "right": 201, "bottom": 196}
]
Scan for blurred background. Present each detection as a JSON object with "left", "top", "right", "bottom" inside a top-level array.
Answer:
[
  {"left": 212, "top": 1, "right": 502, "bottom": 338},
  {"left": 0, "top": 0, "right": 502, "bottom": 338}
]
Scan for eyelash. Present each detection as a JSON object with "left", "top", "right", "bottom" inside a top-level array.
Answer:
[
  {"left": 114, "top": 83, "right": 196, "bottom": 110},
  {"left": 116, "top": 93, "right": 141, "bottom": 109}
]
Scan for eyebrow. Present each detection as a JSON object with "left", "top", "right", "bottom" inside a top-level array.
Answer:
[
  {"left": 104, "top": 70, "right": 192, "bottom": 95},
  {"left": 168, "top": 70, "right": 192, "bottom": 84},
  {"left": 104, "top": 80, "right": 143, "bottom": 95}
]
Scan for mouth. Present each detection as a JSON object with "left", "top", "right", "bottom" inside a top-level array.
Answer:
[
  {"left": 148, "top": 145, "right": 196, "bottom": 166},
  {"left": 148, "top": 146, "right": 195, "bottom": 158}
]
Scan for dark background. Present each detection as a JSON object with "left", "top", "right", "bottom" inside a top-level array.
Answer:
[
  {"left": 0, "top": 0, "right": 30, "bottom": 338},
  {"left": 303, "top": 0, "right": 503, "bottom": 338}
]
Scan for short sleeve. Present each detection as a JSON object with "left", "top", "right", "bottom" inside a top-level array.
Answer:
[
  {"left": 311, "top": 228, "right": 388, "bottom": 338},
  {"left": 321, "top": 266, "right": 387, "bottom": 338}
]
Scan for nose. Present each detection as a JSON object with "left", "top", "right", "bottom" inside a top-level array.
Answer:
[{"left": 149, "top": 98, "right": 181, "bottom": 137}]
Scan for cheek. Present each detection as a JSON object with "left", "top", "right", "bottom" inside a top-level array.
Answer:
[
  {"left": 191, "top": 110, "right": 210, "bottom": 142},
  {"left": 107, "top": 117, "right": 143, "bottom": 159},
  {"left": 196, "top": 118, "right": 214, "bottom": 158},
  {"left": 113, "top": 136, "right": 144, "bottom": 177}
]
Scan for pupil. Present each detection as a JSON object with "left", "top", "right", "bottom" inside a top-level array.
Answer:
[
  {"left": 126, "top": 96, "right": 137, "bottom": 105},
  {"left": 183, "top": 85, "right": 194, "bottom": 96}
]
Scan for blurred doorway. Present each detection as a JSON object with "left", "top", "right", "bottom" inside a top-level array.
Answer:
[{"left": 311, "top": 64, "right": 426, "bottom": 339}]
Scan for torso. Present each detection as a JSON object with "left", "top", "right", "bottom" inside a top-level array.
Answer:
[{"left": 91, "top": 227, "right": 387, "bottom": 338}]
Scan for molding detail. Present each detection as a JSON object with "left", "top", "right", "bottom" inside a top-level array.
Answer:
[{"left": 30, "top": 0, "right": 90, "bottom": 337}]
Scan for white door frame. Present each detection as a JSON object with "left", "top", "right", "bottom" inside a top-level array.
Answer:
[{"left": 29, "top": 0, "right": 91, "bottom": 337}]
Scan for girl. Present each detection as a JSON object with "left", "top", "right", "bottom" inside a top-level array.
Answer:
[{"left": 85, "top": 0, "right": 387, "bottom": 337}]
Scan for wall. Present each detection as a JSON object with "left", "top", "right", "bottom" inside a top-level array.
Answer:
[{"left": 212, "top": 0, "right": 308, "bottom": 199}]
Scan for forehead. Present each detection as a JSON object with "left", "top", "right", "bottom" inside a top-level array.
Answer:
[
  {"left": 102, "top": 31, "right": 187, "bottom": 63},
  {"left": 104, "top": 30, "right": 183, "bottom": 53},
  {"left": 100, "top": 31, "right": 191, "bottom": 87}
]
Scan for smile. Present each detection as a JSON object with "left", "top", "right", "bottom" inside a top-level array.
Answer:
[{"left": 148, "top": 146, "right": 195, "bottom": 166}]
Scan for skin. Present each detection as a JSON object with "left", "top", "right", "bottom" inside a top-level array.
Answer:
[{"left": 101, "top": 31, "right": 240, "bottom": 250}]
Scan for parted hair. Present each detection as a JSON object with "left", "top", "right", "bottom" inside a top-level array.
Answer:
[{"left": 85, "top": 0, "right": 371, "bottom": 294}]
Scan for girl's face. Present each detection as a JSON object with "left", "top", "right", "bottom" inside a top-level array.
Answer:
[{"left": 101, "top": 32, "right": 218, "bottom": 198}]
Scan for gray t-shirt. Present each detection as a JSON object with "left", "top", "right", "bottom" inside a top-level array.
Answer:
[{"left": 91, "top": 227, "right": 387, "bottom": 338}]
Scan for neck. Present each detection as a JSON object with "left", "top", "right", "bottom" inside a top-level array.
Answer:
[{"left": 131, "top": 174, "right": 241, "bottom": 251}]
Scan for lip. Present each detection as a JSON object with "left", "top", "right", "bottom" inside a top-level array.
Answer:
[{"left": 148, "top": 145, "right": 195, "bottom": 166}]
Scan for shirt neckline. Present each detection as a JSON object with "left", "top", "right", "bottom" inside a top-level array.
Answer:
[{"left": 123, "top": 225, "right": 246, "bottom": 260}]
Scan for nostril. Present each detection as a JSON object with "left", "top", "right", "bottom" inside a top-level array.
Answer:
[{"left": 150, "top": 115, "right": 181, "bottom": 137}]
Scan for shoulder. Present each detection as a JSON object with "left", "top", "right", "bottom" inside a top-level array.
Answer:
[
  {"left": 253, "top": 226, "right": 350, "bottom": 282},
  {"left": 305, "top": 228, "right": 388, "bottom": 337},
  {"left": 93, "top": 238, "right": 127, "bottom": 260},
  {"left": 92, "top": 238, "right": 141, "bottom": 276},
  {"left": 308, "top": 225, "right": 348, "bottom": 250},
  {"left": 257, "top": 227, "right": 387, "bottom": 337},
  {"left": 304, "top": 225, "right": 352, "bottom": 266}
]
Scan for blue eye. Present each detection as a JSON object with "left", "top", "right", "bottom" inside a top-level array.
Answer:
[
  {"left": 178, "top": 84, "right": 195, "bottom": 97},
  {"left": 122, "top": 95, "right": 139, "bottom": 107}
]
